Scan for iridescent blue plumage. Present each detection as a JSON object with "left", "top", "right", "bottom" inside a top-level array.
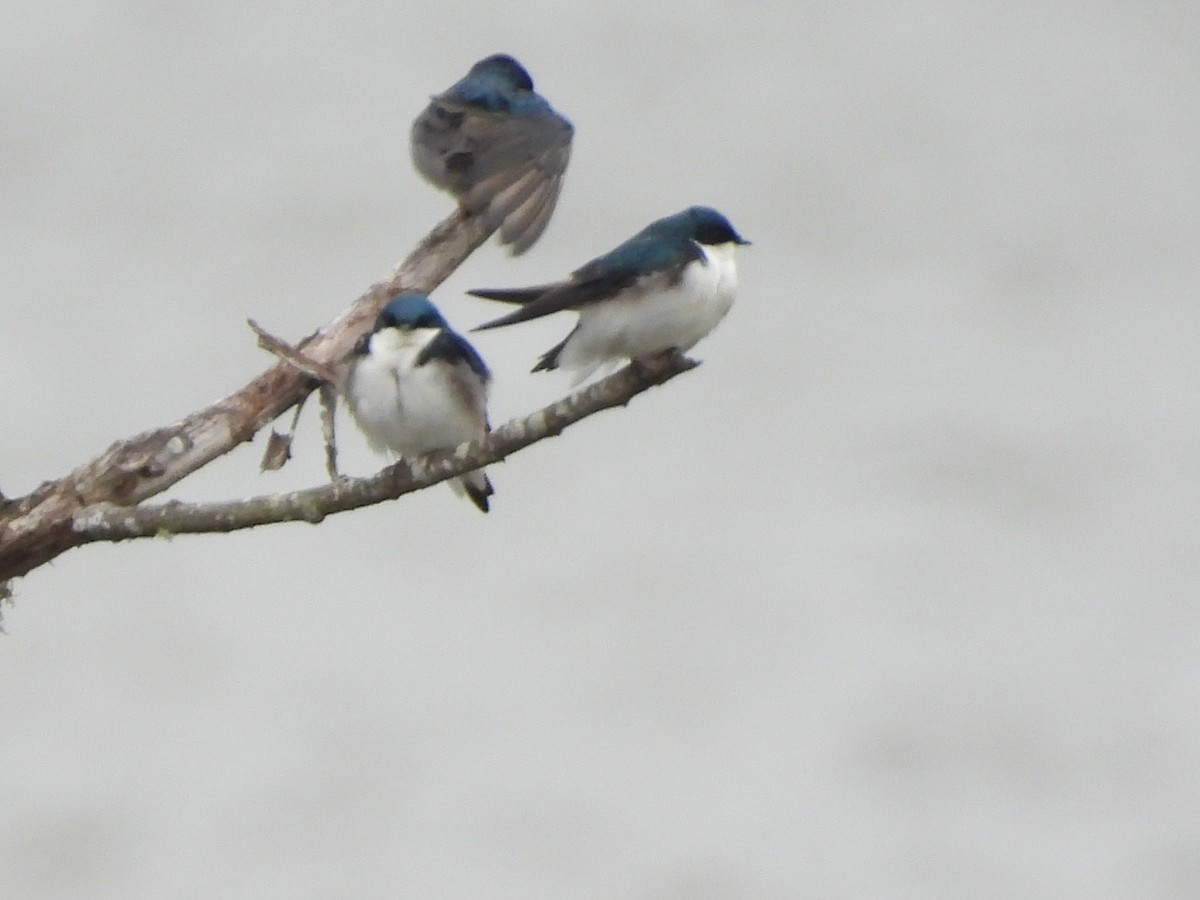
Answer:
[
  {"left": 374, "top": 294, "right": 490, "bottom": 381},
  {"left": 444, "top": 56, "right": 549, "bottom": 114},
  {"left": 411, "top": 54, "right": 573, "bottom": 255},
  {"left": 469, "top": 207, "right": 749, "bottom": 381},
  {"left": 571, "top": 206, "right": 746, "bottom": 289},
  {"left": 345, "top": 294, "right": 495, "bottom": 512}
]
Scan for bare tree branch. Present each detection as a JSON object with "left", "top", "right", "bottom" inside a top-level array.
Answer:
[
  {"left": 71, "top": 354, "right": 698, "bottom": 542},
  {"left": 0, "top": 201, "right": 706, "bottom": 590},
  {"left": 0, "top": 208, "right": 492, "bottom": 581}
]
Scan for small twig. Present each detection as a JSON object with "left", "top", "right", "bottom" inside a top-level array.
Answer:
[
  {"left": 248, "top": 319, "right": 342, "bottom": 386},
  {"left": 319, "top": 383, "right": 341, "bottom": 482}
]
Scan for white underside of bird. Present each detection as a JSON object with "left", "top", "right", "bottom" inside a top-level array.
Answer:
[
  {"left": 559, "top": 241, "right": 739, "bottom": 383},
  {"left": 346, "top": 326, "right": 490, "bottom": 501}
]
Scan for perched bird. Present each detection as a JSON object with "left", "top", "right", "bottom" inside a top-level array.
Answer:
[
  {"left": 411, "top": 54, "right": 573, "bottom": 255},
  {"left": 470, "top": 206, "right": 750, "bottom": 381},
  {"left": 344, "top": 294, "right": 494, "bottom": 512}
]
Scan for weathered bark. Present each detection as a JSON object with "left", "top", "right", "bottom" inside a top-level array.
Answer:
[
  {"left": 71, "top": 354, "right": 698, "bottom": 541},
  {"left": 0, "top": 209, "right": 492, "bottom": 581},
  {"left": 0, "top": 208, "right": 704, "bottom": 587}
]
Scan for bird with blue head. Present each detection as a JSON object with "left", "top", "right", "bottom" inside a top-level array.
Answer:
[
  {"left": 411, "top": 54, "right": 573, "bottom": 255},
  {"left": 344, "top": 294, "right": 494, "bottom": 512},
  {"left": 470, "top": 206, "right": 749, "bottom": 382}
]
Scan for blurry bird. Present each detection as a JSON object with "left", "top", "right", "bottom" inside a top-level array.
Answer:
[
  {"left": 411, "top": 54, "right": 573, "bottom": 255},
  {"left": 344, "top": 294, "right": 494, "bottom": 512},
  {"left": 470, "top": 206, "right": 749, "bottom": 382}
]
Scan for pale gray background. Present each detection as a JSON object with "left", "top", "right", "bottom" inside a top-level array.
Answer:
[{"left": 2, "top": 2, "right": 1198, "bottom": 897}]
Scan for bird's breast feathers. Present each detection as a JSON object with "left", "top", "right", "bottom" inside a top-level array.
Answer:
[
  {"left": 557, "top": 239, "right": 740, "bottom": 374},
  {"left": 615, "top": 239, "right": 738, "bottom": 319},
  {"left": 349, "top": 326, "right": 485, "bottom": 456},
  {"left": 364, "top": 325, "right": 439, "bottom": 368},
  {"left": 686, "top": 239, "right": 739, "bottom": 300}
]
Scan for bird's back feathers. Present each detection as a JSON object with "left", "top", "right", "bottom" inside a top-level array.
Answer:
[
  {"left": 470, "top": 248, "right": 697, "bottom": 330},
  {"left": 410, "top": 55, "right": 572, "bottom": 254}
]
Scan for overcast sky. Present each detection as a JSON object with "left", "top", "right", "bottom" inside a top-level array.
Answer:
[{"left": 2, "top": 2, "right": 1198, "bottom": 897}]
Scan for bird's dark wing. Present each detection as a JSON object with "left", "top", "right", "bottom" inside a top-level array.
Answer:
[
  {"left": 465, "top": 283, "right": 559, "bottom": 306},
  {"left": 416, "top": 330, "right": 491, "bottom": 382},
  {"left": 412, "top": 97, "right": 572, "bottom": 254},
  {"left": 452, "top": 105, "right": 571, "bottom": 199},
  {"left": 489, "top": 164, "right": 567, "bottom": 254},
  {"left": 457, "top": 107, "right": 572, "bottom": 253},
  {"left": 410, "top": 98, "right": 471, "bottom": 192},
  {"left": 469, "top": 229, "right": 704, "bottom": 330},
  {"left": 415, "top": 336, "right": 491, "bottom": 439},
  {"left": 442, "top": 360, "right": 491, "bottom": 434},
  {"left": 470, "top": 261, "right": 691, "bottom": 331}
]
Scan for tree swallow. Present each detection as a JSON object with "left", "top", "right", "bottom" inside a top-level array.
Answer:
[
  {"left": 344, "top": 294, "right": 494, "bottom": 512},
  {"left": 411, "top": 54, "right": 574, "bottom": 255},
  {"left": 469, "top": 206, "right": 749, "bottom": 381}
]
